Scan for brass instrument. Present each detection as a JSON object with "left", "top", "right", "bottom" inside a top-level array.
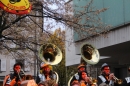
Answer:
[
  {"left": 81, "top": 43, "right": 100, "bottom": 65},
  {"left": 81, "top": 43, "right": 99, "bottom": 85},
  {"left": 38, "top": 43, "right": 62, "bottom": 65},
  {"left": 16, "top": 70, "right": 35, "bottom": 86},
  {"left": 68, "top": 43, "right": 100, "bottom": 86},
  {"left": 20, "top": 69, "right": 37, "bottom": 86},
  {"left": 17, "top": 71, "right": 22, "bottom": 81},
  {"left": 68, "top": 75, "right": 74, "bottom": 86},
  {"left": 20, "top": 69, "right": 33, "bottom": 80},
  {"left": 112, "top": 75, "right": 123, "bottom": 84},
  {"left": 38, "top": 43, "right": 62, "bottom": 84},
  {"left": 91, "top": 78, "right": 98, "bottom": 85},
  {"left": 22, "top": 75, "right": 33, "bottom": 80}
]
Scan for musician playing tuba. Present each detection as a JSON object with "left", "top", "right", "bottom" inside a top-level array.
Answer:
[
  {"left": 69, "top": 64, "right": 86, "bottom": 86},
  {"left": 3, "top": 62, "right": 25, "bottom": 86},
  {"left": 36, "top": 62, "right": 58, "bottom": 86},
  {"left": 97, "top": 63, "right": 122, "bottom": 86},
  {"left": 69, "top": 64, "right": 97, "bottom": 86},
  {"left": 68, "top": 43, "right": 100, "bottom": 86}
]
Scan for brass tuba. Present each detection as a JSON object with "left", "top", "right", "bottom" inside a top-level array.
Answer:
[
  {"left": 68, "top": 43, "right": 100, "bottom": 86},
  {"left": 81, "top": 43, "right": 100, "bottom": 65},
  {"left": 38, "top": 43, "right": 62, "bottom": 84},
  {"left": 38, "top": 43, "right": 62, "bottom": 65}
]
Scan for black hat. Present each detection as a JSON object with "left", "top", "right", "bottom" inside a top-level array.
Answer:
[
  {"left": 101, "top": 63, "right": 110, "bottom": 70},
  {"left": 13, "top": 62, "right": 23, "bottom": 68}
]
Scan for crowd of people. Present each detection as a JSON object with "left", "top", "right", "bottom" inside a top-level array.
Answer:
[
  {"left": 3, "top": 62, "right": 130, "bottom": 86},
  {"left": 3, "top": 62, "right": 58, "bottom": 86},
  {"left": 69, "top": 63, "right": 130, "bottom": 86},
  {"left": 69, "top": 64, "right": 97, "bottom": 86}
]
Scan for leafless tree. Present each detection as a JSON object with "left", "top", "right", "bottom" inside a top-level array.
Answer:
[{"left": 0, "top": 0, "right": 110, "bottom": 85}]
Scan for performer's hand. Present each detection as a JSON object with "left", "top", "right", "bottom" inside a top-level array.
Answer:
[
  {"left": 109, "top": 73, "right": 114, "bottom": 80},
  {"left": 46, "top": 75, "right": 51, "bottom": 80},
  {"left": 17, "top": 81, "right": 21, "bottom": 86},
  {"left": 10, "top": 77, "right": 16, "bottom": 86},
  {"left": 85, "top": 77, "right": 92, "bottom": 83}
]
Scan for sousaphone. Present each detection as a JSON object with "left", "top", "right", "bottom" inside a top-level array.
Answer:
[
  {"left": 81, "top": 43, "right": 100, "bottom": 65},
  {"left": 38, "top": 43, "right": 62, "bottom": 84},
  {"left": 68, "top": 43, "right": 100, "bottom": 86},
  {"left": 38, "top": 43, "right": 62, "bottom": 65}
]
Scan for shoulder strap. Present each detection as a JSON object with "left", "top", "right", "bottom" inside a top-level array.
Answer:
[
  {"left": 3, "top": 74, "right": 10, "bottom": 86},
  {"left": 125, "top": 77, "right": 130, "bottom": 83},
  {"left": 38, "top": 73, "right": 46, "bottom": 82},
  {"left": 98, "top": 75, "right": 106, "bottom": 82},
  {"left": 74, "top": 73, "right": 79, "bottom": 80},
  {"left": 98, "top": 75, "right": 114, "bottom": 86}
]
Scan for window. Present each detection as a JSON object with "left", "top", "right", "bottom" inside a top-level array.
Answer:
[
  {"left": 10, "top": 59, "right": 15, "bottom": 71},
  {"left": 24, "top": 60, "right": 30, "bottom": 71},
  {"left": 0, "top": 59, "right": 6, "bottom": 71}
]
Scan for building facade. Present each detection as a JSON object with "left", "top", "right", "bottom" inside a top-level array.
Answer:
[{"left": 66, "top": 0, "right": 130, "bottom": 80}]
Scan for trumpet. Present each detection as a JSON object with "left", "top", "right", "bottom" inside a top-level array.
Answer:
[
  {"left": 92, "top": 79, "right": 98, "bottom": 85},
  {"left": 112, "top": 75, "right": 123, "bottom": 84}
]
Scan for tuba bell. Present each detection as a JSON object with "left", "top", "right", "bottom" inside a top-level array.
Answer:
[
  {"left": 38, "top": 43, "right": 62, "bottom": 65},
  {"left": 81, "top": 43, "right": 100, "bottom": 65}
]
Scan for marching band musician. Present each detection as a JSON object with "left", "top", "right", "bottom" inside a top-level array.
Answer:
[
  {"left": 122, "top": 67, "right": 130, "bottom": 86},
  {"left": 70, "top": 64, "right": 96, "bottom": 86},
  {"left": 36, "top": 62, "right": 58, "bottom": 86},
  {"left": 78, "top": 71, "right": 96, "bottom": 86},
  {"left": 3, "top": 62, "right": 25, "bottom": 86},
  {"left": 97, "top": 63, "right": 120, "bottom": 86},
  {"left": 70, "top": 64, "right": 87, "bottom": 86}
]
